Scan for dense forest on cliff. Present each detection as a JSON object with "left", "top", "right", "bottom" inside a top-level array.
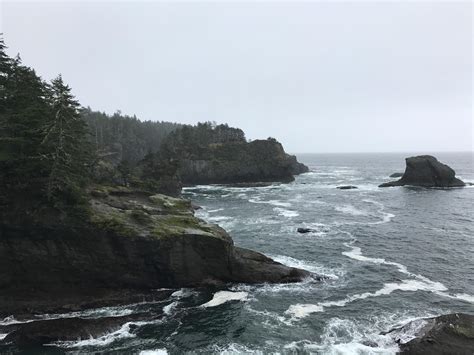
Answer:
[{"left": 0, "top": 36, "right": 275, "bottom": 207}]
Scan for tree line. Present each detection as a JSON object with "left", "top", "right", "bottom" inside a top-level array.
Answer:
[{"left": 0, "top": 36, "right": 251, "bottom": 210}]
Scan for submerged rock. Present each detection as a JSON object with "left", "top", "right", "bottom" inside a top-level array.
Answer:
[
  {"left": 379, "top": 155, "right": 465, "bottom": 188},
  {"left": 0, "top": 186, "right": 311, "bottom": 315},
  {"left": 384, "top": 313, "right": 474, "bottom": 354},
  {"left": 297, "top": 228, "right": 314, "bottom": 234},
  {"left": 389, "top": 172, "right": 404, "bottom": 178},
  {"left": 337, "top": 185, "right": 358, "bottom": 190}
]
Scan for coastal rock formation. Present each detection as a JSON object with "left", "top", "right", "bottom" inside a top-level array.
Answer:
[
  {"left": 379, "top": 155, "right": 465, "bottom": 188},
  {"left": 385, "top": 313, "right": 474, "bottom": 354},
  {"left": 176, "top": 139, "right": 309, "bottom": 185},
  {"left": 0, "top": 187, "right": 311, "bottom": 315}
]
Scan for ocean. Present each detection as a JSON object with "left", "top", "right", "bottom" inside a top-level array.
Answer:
[{"left": 2, "top": 152, "right": 473, "bottom": 354}]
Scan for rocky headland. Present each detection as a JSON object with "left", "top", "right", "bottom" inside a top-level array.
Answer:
[
  {"left": 175, "top": 139, "right": 309, "bottom": 185},
  {"left": 0, "top": 186, "right": 311, "bottom": 317},
  {"left": 379, "top": 155, "right": 465, "bottom": 188}
]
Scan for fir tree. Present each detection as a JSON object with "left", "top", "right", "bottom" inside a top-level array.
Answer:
[{"left": 42, "top": 75, "right": 92, "bottom": 202}]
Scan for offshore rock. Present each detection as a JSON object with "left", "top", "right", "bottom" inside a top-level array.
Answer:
[
  {"left": 379, "top": 155, "right": 465, "bottom": 188},
  {"left": 337, "top": 185, "right": 358, "bottom": 190}
]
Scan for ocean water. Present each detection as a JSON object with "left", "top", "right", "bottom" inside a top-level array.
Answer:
[{"left": 2, "top": 152, "right": 473, "bottom": 354}]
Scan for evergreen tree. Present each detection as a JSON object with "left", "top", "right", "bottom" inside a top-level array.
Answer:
[{"left": 41, "top": 75, "right": 92, "bottom": 202}]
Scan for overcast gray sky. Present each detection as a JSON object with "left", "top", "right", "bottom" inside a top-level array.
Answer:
[{"left": 1, "top": 1, "right": 472, "bottom": 153}]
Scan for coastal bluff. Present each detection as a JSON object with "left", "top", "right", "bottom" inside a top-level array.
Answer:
[
  {"left": 0, "top": 186, "right": 311, "bottom": 315},
  {"left": 176, "top": 139, "right": 309, "bottom": 185}
]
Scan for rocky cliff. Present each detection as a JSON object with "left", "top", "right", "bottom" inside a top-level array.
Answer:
[
  {"left": 176, "top": 139, "right": 309, "bottom": 185},
  {"left": 0, "top": 186, "right": 311, "bottom": 315},
  {"left": 379, "top": 155, "right": 465, "bottom": 188}
]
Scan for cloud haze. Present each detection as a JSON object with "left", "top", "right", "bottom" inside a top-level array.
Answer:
[{"left": 1, "top": 1, "right": 472, "bottom": 152}]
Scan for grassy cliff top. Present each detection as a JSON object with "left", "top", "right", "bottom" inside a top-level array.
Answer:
[{"left": 88, "top": 186, "right": 231, "bottom": 242}]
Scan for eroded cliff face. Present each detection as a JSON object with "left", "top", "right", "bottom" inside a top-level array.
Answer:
[
  {"left": 176, "top": 139, "right": 309, "bottom": 185},
  {"left": 0, "top": 187, "right": 310, "bottom": 315}
]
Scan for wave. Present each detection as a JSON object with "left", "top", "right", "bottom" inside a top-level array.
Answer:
[
  {"left": 273, "top": 207, "right": 299, "bottom": 218},
  {"left": 335, "top": 205, "right": 368, "bottom": 216},
  {"left": 163, "top": 301, "right": 179, "bottom": 316},
  {"left": 0, "top": 333, "right": 8, "bottom": 341},
  {"left": 286, "top": 278, "right": 447, "bottom": 319},
  {"left": 200, "top": 291, "right": 248, "bottom": 308},
  {"left": 52, "top": 320, "right": 151, "bottom": 348},
  {"left": 248, "top": 197, "right": 292, "bottom": 208},
  {"left": 270, "top": 254, "right": 343, "bottom": 280},
  {"left": 139, "top": 350, "right": 168, "bottom": 355}
]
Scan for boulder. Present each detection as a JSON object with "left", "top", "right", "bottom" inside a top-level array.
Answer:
[
  {"left": 384, "top": 313, "right": 474, "bottom": 354},
  {"left": 337, "top": 185, "right": 358, "bottom": 190},
  {"left": 379, "top": 155, "right": 465, "bottom": 188}
]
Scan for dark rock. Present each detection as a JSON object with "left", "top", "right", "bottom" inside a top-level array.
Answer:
[
  {"left": 297, "top": 228, "right": 314, "bottom": 234},
  {"left": 1, "top": 314, "right": 149, "bottom": 346},
  {"left": 389, "top": 172, "right": 404, "bottom": 178},
  {"left": 379, "top": 155, "right": 465, "bottom": 188},
  {"left": 0, "top": 187, "right": 312, "bottom": 315},
  {"left": 384, "top": 313, "right": 474, "bottom": 354},
  {"left": 337, "top": 185, "right": 358, "bottom": 190}
]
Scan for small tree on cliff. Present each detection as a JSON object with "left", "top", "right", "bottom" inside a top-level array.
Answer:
[{"left": 42, "top": 75, "right": 92, "bottom": 202}]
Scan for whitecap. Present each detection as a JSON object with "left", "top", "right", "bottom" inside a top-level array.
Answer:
[
  {"left": 200, "top": 291, "right": 248, "bottom": 308},
  {"left": 270, "top": 254, "right": 342, "bottom": 279},
  {"left": 163, "top": 301, "right": 179, "bottom": 315},
  {"left": 0, "top": 333, "right": 8, "bottom": 341},
  {"left": 286, "top": 279, "right": 447, "bottom": 319},
  {"left": 273, "top": 207, "right": 299, "bottom": 218},
  {"left": 140, "top": 350, "right": 168, "bottom": 355},
  {"left": 335, "top": 205, "right": 367, "bottom": 216}
]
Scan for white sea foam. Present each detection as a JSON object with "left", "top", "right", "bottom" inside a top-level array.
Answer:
[
  {"left": 270, "top": 254, "right": 342, "bottom": 279},
  {"left": 208, "top": 208, "right": 224, "bottom": 213},
  {"left": 0, "top": 333, "right": 8, "bottom": 341},
  {"left": 53, "top": 321, "right": 139, "bottom": 348},
  {"left": 208, "top": 216, "right": 232, "bottom": 222},
  {"left": 171, "top": 288, "right": 197, "bottom": 299},
  {"left": 286, "top": 279, "right": 447, "bottom": 319},
  {"left": 140, "top": 350, "right": 168, "bottom": 355},
  {"left": 273, "top": 207, "right": 299, "bottom": 218},
  {"left": 335, "top": 205, "right": 367, "bottom": 216},
  {"left": 201, "top": 291, "right": 248, "bottom": 308},
  {"left": 163, "top": 301, "right": 179, "bottom": 315},
  {"left": 248, "top": 197, "right": 291, "bottom": 208}
]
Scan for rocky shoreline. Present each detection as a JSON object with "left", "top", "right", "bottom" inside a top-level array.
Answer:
[{"left": 0, "top": 186, "right": 312, "bottom": 318}]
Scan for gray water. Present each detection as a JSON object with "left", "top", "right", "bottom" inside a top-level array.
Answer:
[{"left": 2, "top": 152, "right": 473, "bottom": 354}]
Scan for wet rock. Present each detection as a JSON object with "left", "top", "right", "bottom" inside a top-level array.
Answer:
[
  {"left": 297, "top": 228, "right": 314, "bottom": 233},
  {"left": 337, "top": 185, "right": 358, "bottom": 190},
  {"left": 379, "top": 155, "right": 465, "bottom": 188},
  {"left": 384, "top": 313, "right": 474, "bottom": 354},
  {"left": 1, "top": 314, "right": 149, "bottom": 347}
]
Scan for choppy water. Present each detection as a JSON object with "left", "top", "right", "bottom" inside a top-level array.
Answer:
[{"left": 2, "top": 152, "right": 473, "bottom": 354}]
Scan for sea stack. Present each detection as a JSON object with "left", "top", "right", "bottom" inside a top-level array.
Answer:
[{"left": 379, "top": 155, "right": 465, "bottom": 188}]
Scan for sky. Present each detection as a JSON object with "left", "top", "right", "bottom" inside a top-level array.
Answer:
[{"left": 0, "top": 0, "right": 472, "bottom": 153}]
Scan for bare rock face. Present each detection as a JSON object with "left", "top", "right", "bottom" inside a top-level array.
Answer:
[
  {"left": 384, "top": 313, "right": 474, "bottom": 354},
  {"left": 379, "top": 155, "right": 465, "bottom": 188}
]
